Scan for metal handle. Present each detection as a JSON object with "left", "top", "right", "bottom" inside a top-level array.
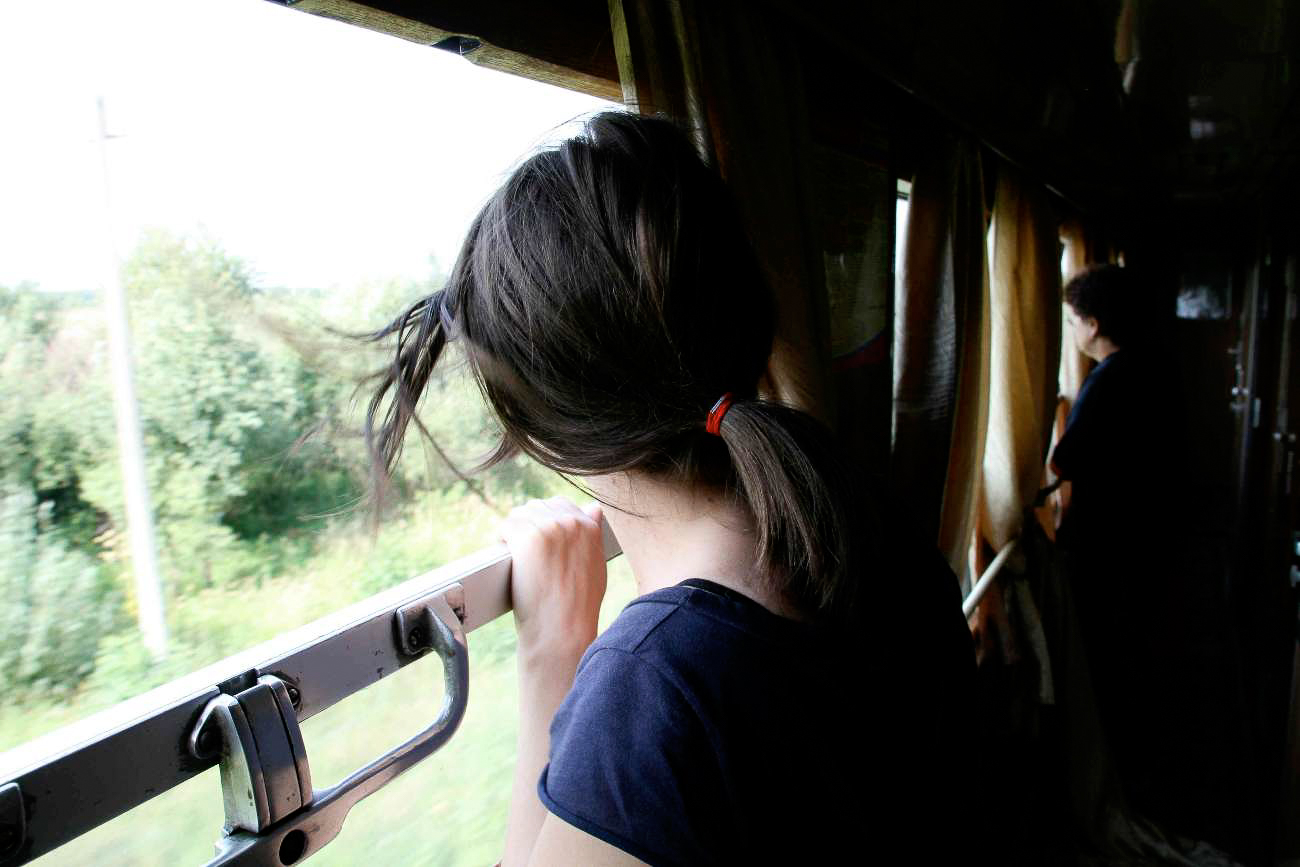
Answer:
[
  {"left": 205, "top": 588, "right": 469, "bottom": 866},
  {"left": 963, "top": 540, "right": 1020, "bottom": 618}
]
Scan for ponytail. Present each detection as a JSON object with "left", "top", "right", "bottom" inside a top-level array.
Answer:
[{"left": 714, "top": 399, "right": 858, "bottom": 621}]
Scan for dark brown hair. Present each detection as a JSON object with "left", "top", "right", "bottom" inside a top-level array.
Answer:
[
  {"left": 1065, "top": 264, "right": 1137, "bottom": 348},
  {"left": 363, "top": 111, "right": 856, "bottom": 619}
]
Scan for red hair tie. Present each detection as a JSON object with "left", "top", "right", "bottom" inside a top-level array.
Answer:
[{"left": 706, "top": 393, "right": 734, "bottom": 436}]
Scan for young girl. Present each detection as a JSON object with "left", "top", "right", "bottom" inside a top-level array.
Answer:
[{"left": 366, "top": 111, "right": 975, "bottom": 865}]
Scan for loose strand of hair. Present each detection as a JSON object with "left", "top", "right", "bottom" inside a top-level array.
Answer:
[{"left": 361, "top": 290, "right": 448, "bottom": 517}]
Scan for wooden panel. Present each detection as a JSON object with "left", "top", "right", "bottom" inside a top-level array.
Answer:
[{"left": 282, "top": 0, "right": 621, "bottom": 101}]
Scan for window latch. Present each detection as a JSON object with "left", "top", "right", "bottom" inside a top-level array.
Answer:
[
  {"left": 184, "top": 585, "right": 469, "bottom": 864},
  {"left": 188, "top": 674, "right": 313, "bottom": 836}
]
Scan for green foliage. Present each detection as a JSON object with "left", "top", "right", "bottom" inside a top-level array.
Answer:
[
  {"left": 103, "top": 232, "right": 347, "bottom": 589},
  {"left": 0, "top": 228, "right": 575, "bottom": 761},
  {"left": 0, "top": 285, "right": 104, "bottom": 539},
  {"left": 0, "top": 232, "right": 385, "bottom": 689},
  {"left": 0, "top": 485, "right": 117, "bottom": 697}
]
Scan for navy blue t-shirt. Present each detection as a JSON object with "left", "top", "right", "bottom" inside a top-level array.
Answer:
[
  {"left": 538, "top": 576, "right": 975, "bottom": 865},
  {"left": 1052, "top": 349, "right": 1184, "bottom": 553}
]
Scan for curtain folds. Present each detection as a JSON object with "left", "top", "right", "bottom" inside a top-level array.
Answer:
[
  {"left": 892, "top": 138, "right": 990, "bottom": 579},
  {"left": 689, "top": 2, "right": 832, "bottom": 421},
  {"left": 611, "top": 0, "right": 833, "bottom": 422},
  {"left": 979, "top": 168, "right": 1063, "bottom": 552},
  {"left": 1059, "top": 220, "right": 1101, "bottom": 404}
]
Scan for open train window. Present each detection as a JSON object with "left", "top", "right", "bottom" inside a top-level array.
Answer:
[{"left": 0, "top": 0, "right": 623, "bottom": 862}]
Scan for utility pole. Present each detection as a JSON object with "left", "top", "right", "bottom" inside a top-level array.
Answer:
[{"left": 96, "top": 96, "right": 168, "bottom": 659}]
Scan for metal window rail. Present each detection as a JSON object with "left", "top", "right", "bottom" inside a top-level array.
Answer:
[
  {"left": 962, "top": 539, "right": 1019, "bottom": 618},
  {"left": 0, "top": 521, "right": 621, "bottom": 867}
]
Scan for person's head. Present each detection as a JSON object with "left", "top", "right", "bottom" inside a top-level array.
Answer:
[
  {"left": 1064, "top": 264, "right": 1136, "bottom": 361},
  {"left": 364, "top": 110, "right": 856, "bottom": 620}
]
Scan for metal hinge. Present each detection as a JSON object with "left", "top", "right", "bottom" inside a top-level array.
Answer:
[
  {"left": 395, "top": 584, "right": 465, "bottom": 657},
  {"left": 189, "top": 675, "right": 313, "bottom": 836}
]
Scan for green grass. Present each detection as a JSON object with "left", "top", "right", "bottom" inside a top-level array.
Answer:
[{"left": 9, "top": 486, "right": 638, "bottom": 866}]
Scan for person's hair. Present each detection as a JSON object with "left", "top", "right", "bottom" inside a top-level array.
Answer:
[
  {"left": 1064, "top": 264, "right": 1137, "bottom": 347},
  {"left": 362, "top": 110, "right": 856, "bottom": 620}
]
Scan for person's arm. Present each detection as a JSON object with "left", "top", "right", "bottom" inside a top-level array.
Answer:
[
  {"left": 498, "top": 497, "right": 608, "bottom": 867},
  {"left": 527, "top": 814, "right": 647, "bottom": 866},
  {"left": 503, "top": 642, "right": 584, "bottom": 866},
  {"left": 1050, "top": 415, "right": 1084, "bottom": 482},
  {"left": 1053, "top": 360, "right": 1127, "bottom": 483}
]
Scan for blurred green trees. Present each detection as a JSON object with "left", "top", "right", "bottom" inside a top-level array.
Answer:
[
  {"left": 0, "top": 484, "right": 115, "bottom": 694},
  {"left": 0, "top": 230, "right": 555, "bottom": 700}
]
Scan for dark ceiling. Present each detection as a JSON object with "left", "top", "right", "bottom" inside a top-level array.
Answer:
[{"left": 1121, "top": 0, "right": 1297, "bottom": 203}]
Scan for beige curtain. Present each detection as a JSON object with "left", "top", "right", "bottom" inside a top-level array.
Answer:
[
  {"left": 979, "top": 169, "right": 1063, "bottom": 551},
  {"left": 893, "top": 138, "right": 990, "bottom": 579},
  {"left": 1058, "top": 220, "right": 1099, "bottom": 404}
]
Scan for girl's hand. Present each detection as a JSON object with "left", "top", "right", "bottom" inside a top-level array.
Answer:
[
  {"left": 499, "top": 498, "right": 607, "bottom": 867},
  {"left": 499, "top": 497, "right": 607, "bottom": 665}
]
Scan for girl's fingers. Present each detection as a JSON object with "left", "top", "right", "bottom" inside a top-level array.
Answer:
[
  {"left": 524, "top": 499, "right": 560, "bottom": 524},
  {"left": 541, "top": 496, "right": 602, "bottom": 532},
  {"left": 499, "top": 510, "right": 543, "bottom": 546},
  {"left": 523, "top": 497, "right": 595, "bottom": 534},
  {"left": 499, "top": 498, "right": 602, "bottom": 556},
  {"left": 545, "top": 496, "right": 587, "bottom": 519},
  {"left": 503, "top": 497, "right": 598, "bottom": 524}
]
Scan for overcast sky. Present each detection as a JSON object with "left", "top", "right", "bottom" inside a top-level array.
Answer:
[{"left": 0, "top": 0, "right": 611, "bottom": 293}]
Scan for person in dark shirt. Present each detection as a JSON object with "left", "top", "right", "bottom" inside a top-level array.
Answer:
[
  {"left": 364, "top": 111, "right": 976, "bottom": 865},
  {"left": 1051, "top": 264, "right": 1209, "bottom": 831},
  {"left": 1053, "top": 265, "right": 1170, "bottom": 554}
]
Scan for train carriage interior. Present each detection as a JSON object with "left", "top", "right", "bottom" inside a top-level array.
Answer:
[{"left": 2, "top": 0, "right": 1299, "bottom": 864}]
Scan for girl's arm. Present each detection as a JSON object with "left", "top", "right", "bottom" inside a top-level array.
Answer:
[
  {"left": 498, "top": 497, "right": 609, "bottom": 867},
  {"left": 527, "top": 815, "right": 648, "bottom": 865},
  {"left": 503, "top": 640, "right": 585, "bottom": 866}
]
